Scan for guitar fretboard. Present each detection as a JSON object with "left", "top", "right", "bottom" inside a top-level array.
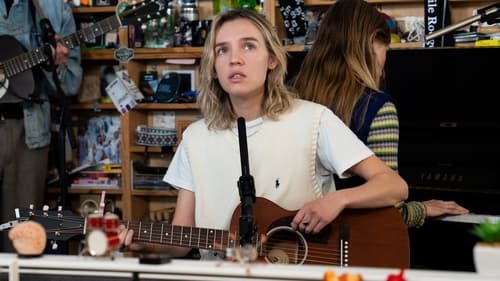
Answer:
[
  {"left": 3, "top": 15, "right": 121, "bottom": 78},
  {"left": 126, "top": 221, "right": 242, "bottom": 251}
]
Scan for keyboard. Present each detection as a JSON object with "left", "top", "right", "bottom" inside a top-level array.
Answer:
[{"left": 438, "top": 213, "right": 500, "bottom": 224}]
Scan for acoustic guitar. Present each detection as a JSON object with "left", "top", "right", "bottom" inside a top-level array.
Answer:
[
  {"left": 0, "top": 0, "right": 166, "bottom": 100},
  {"left": 11, "top": 197, "right": 410, "bottom": 268}
]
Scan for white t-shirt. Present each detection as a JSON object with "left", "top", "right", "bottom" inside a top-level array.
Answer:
[{"left": 164, "top": 108, "right": 373, "bottom": 192}]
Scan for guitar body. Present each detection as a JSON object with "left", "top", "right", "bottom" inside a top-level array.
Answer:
[
  {"left": 0, "top": 35, "right": 35, "bottom": 100},
  {"left": 230, "top": 198, "right": 410, "bottom": 268}
]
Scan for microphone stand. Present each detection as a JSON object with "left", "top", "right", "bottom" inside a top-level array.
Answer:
[
  {"left": 39, "top": 17, "right": 73, "bottom": 209},
  {"left": 425, "top": 3, "right": 500, "bottom": 41},
  {"left": 236, "top": 117, "right": 256, "bottom": 247}
]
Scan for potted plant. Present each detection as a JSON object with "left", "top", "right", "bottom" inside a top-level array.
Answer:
[{"left": 471, "top": 220, "right": 500, "bottom": 276}]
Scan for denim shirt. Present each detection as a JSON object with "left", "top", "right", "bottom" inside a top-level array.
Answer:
[{"left": 0, "top": 0, "right": 83, "bottom": 148}]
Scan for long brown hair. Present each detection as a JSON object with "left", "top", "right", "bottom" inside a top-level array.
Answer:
[
  {"left": 292, "top": 0, "right": 390, "bottom": 127},
  {"left": 198, "top": 9, "right": 296, "bottom": 130}
]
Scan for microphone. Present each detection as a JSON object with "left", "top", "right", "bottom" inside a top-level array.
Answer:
[
  {"left": 236, "top": 117, "right": 256, "bottom": 247},
  {"left": 425, "top": 3, "right": 500, "bottom": 41}
]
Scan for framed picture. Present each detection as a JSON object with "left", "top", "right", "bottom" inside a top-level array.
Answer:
[{"left": 77, "top": 115, "right": 121, "bottom": 166}]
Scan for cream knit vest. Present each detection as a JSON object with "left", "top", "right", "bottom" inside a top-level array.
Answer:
[{"left": 183, "top": 100, "right": 326, "bottom": 229}]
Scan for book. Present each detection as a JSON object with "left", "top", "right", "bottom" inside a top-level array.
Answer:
[{"left": 70, "top": 165, "right": 122, "bottom": 189}]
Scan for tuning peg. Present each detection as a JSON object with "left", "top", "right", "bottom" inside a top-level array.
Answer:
[
  {"left": 43, "top": 205, "right": 49, "bottom": 217},
  {"left": 14, "top": 208, "right": 20, "bottom": 219},
  {"left": 58, "top": 206, "right": 63, "bottom": 218},
  {"left": 29, "top": 204, "right": 34, "bottom": 216},
  {"left": 51, "top": 240, "right": 58, "bottom": 251}
]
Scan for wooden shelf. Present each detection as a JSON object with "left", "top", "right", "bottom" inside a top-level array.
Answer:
[
  {"left": 69, "top": 102, "right": 198, "bottom": 111},
  {"left": 132, "top": 47, "right": 204, "bottom": 59},
  {"left": 72, "top": 6, "right": 117, "bottom": 14},
  {"left": 46, "top": 187, "right": 122, "bottom": 195},
  {"left": 299, "top": 0, "right": 483, "bottom": 6},
  {"left": 134, "top": 103, "right": 199, "bottom": 110},
  {"left": 68, "top": 188, "right": 122, "bottom": 194},
  {"left": 81, "top": 49, "right": 116, "bottom": 60},
  {"left": 80, "top": 47, "right": 204, "bottom": 61},
  {"left": 130, "top": 145, "right": 163, "bottom": 153},
  {"left": 131, "top": 189, "right": 178, "bottom": 196},
  {"left": 69, "top": 102, "right": 117, "bottom": 110},
  {"left": 284, "top": 42, "right": 424, "bottom": 52}
]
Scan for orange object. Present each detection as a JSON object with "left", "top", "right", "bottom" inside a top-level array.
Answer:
[
  {"left": 339, "top": 273, "right": 363, "bottom": 281},
  {"left": 323, "top": 270, "right": 338, "bottom": 281}
]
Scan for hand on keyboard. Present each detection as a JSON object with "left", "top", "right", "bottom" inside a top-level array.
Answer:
[{"left": 423, "top": 199, "right": 469, "bottom": 218}]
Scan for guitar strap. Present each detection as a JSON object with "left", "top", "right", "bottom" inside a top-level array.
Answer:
[
  {"left": 29, "top": 0, "right": 56, "bottom": 68},
  {"left": 24, "top": 0, "right": 45, "bottom": 103},
  {"left": 29, "top": 0, "right": 66, "bottom": 101}
]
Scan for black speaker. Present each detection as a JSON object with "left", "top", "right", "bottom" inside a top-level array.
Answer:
[{"left": 154, "top": 72, "right": 181, "bottom": 103}]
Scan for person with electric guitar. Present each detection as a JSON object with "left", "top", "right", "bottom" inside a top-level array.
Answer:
[
  {"left": 0, "top": 0, "right": 82, "bottom": 252},
  {"left": 120, "top": 9, "right": 409, "bottom": 266}
]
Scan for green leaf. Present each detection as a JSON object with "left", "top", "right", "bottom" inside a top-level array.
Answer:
[{"left": 471, "top": 220, "right": 500, "bottom": 243}]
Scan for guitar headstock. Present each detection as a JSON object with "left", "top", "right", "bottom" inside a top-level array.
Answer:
[
  {"left": 117, "top": 0, "right": 168, "bottom": 26},
  {"left": 17, "top": 207, "right": 85, "bottom": 242}
]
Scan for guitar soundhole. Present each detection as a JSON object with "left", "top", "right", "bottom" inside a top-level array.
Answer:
[{"left": 263, "top": 226, "right": 308, "bottom": 265}]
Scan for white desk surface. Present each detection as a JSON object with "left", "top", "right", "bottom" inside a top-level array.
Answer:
[{"left": 0, "top": 253, "right": 498, "bottom": 281}]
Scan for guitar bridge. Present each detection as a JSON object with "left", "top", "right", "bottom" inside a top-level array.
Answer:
[{"left": 339, "top": 225, "right": 350, "bottom": 267}]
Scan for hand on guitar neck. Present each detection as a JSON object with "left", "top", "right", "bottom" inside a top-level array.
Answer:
[{"left": 48, "top": 35, "right": 70, "bottom": 67}]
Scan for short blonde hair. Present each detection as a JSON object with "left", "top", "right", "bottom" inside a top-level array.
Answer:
[{"left": 198, "top": 9, "right": 296, "bottom": 130}]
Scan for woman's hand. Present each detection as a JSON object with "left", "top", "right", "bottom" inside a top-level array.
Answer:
[
  {"left": 423, "top": 199, "right": 469, "bottom": 218},
  {"left": 50, "top": 35, "right": 70, "bottom": 66},
  {"left": 291, "top": 193, "right": 346, "bottom": 234},
  {"left": 118, "top": 224, "right": 134, "bottom": 250}
]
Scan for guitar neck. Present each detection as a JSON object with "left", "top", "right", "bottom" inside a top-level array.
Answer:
[
  {"left": 2, "top": 15, "right": 121, "bottom": 79},
  {"left": 64, "top": 15, "right": 122, "bottom": 50},
  {"left": 126, "top": 221, "right": 241, "bottom": 251}
]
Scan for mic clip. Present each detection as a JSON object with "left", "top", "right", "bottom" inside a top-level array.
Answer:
[
  {"left": 477, "top": 3, "right": 500, "bottom": 25},
  {"left": 39, "top": 18, "right": 57, "bottom": 71}
]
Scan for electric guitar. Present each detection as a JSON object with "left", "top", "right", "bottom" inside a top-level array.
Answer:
[
  {"left": 9, "top": 198, "right": 410, "bottom": 268},
  {"left": 0, "top": 0, "right": 166, "bottom": 101}
]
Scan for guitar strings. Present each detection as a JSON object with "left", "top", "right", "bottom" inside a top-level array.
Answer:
[{"left": 124, "top": 221, "right": 344, "bottom": 265}]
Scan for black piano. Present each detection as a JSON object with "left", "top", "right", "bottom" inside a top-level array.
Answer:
[
  {"left": 287, "top": 46, "right": 500, "bottom": 271},
  {"left": 385, "top": 46, "right": 500, "bottom": 272}
]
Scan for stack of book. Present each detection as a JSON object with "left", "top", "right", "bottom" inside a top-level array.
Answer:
[
  {"left": 70, "top": 163, "right": 121, "bottom": 190},
  {"left": 453, "top": 32, "right": 490, "bottom": 46},
  {"left": 132, "top": 160, "right": 172, "bottom": 190}
]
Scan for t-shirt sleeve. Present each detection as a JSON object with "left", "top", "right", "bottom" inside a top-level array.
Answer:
[
  {"left": 367, "top": 101, "right": 399, "bottom": 171},
  {"left": 317, "top": 108, "right": 374, "bottom": 178},
  {"left": 163, "top": 141, "right": 195, "bottom": 192}
]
